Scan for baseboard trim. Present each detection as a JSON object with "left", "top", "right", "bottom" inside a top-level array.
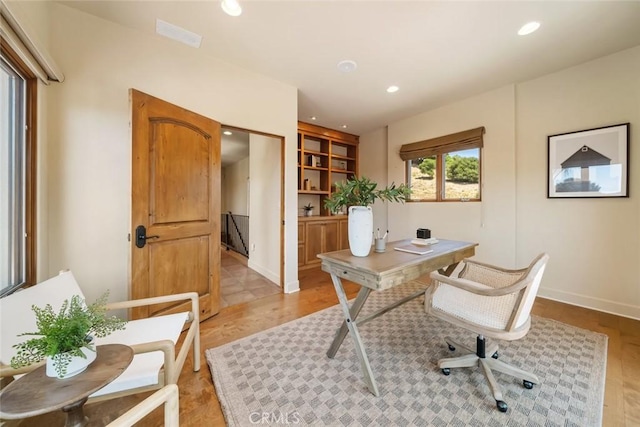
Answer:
[
  {"left": 284, "top": 280, "right": 300, "bottom": 294},
  {"left": 247, "top": 260, "right": 279, "bottom": 286},
  {"left": 538, "top": 287, "right": 640, "bottom": 321}
]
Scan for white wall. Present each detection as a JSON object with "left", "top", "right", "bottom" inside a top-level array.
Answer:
[
  {"left": 382, "top": 85, "right": 518, "bottom": 267},
  {"left": 31, "top": 2, "right": 299, "bottom": 305},
  {"left": 515, "top": 46, "right": 640, "bottom": 319},
  {"left": 361, "top": 46, "right": 640, "bottom": 319},
  {"left": 359, "top": 127, "right": 390, "bottom": 239},
  {"left": 222, "top": 158, "right": 249, "bottom": 216},
  {"left": 249, "top": 134, "right": 282, "bottom": 285}
]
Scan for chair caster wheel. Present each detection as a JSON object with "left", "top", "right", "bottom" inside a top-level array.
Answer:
[
  {"left": 496, "top": 400, "right": 508, "bottom": 412},
  {"left": 523, "top": 380, "right": 534, "bottom": 389},
  {"left": 448, "top": 344, "right": 455, "bottom": 352},
  {"left": 492, "top": 351, "right": 499, "bottom": 359},
  {"left": 442, "top": 368, "right": 450, "bottom": 376}
]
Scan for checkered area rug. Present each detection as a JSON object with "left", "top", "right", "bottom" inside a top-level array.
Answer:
[{"left": 206, "top": 282, "right": 607, "bottom": 426}]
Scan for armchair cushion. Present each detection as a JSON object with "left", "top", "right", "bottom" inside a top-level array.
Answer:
[
  {"left": 93, "top": 312, "right": 188, "bottom": 397},
  {"left": 1, "top": 272, "right": 84, "bottom": 368}
]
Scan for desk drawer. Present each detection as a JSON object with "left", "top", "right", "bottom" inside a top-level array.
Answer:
[{"left": 322, "top": 263, "right": 378, "bottom": 289}]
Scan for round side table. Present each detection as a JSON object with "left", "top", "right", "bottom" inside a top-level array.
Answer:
[{"left": 0, "top": 344, "right": 133, "bottom": 427}]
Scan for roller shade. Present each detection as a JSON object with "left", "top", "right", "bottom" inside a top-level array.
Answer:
[
  {"left": 0, "top": 1, "right": 64, "bottom": 84},
  {"left": 399, "top": 127, "right": 485, "bottom": 160}
]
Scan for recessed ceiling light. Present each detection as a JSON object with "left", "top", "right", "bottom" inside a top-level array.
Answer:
[
  {"left": 386, "top": 85, "right": 399, "bottom": 93},
  {"left": 221, "top": 0, "right": 242, "bottom": 17},
  {"left": 155, "top": 19, "right": 202, "bottom": 48},
  {"left": 223, "top": 131, "right": 233, "bottom": 135},
  {"left": 518, "top": 21, "right": 540, "bottom": 36},
  {"left": 310, "top": 116, "right": 317, "bottom": 121},
  {"left": 341, "top": 125, "right": 348, "bottom": 129},
  {"left": 337, "top": 60, "right": 357, "bottom": 73}
]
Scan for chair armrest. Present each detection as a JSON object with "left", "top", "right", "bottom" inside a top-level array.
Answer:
[
  {"left": 106, "top": 291, "right": 198, "bottom": 310},
  {"left": 106, "top": 292, "right": 199, "bottom": 321},
  {"left": 108, "top": 293, "right": 201, "bottom": 384},
  {"left": 430, "top": 271, "right": 530, "bottom": 297},
  {"left": 458, "top": 259, "right": 527, "bottom": 288},
  {"left": 129, "top": 340, "right": 175, "bottom": 357},
  {"left": 0, "top": 360, "right": 44, "bottom": 378},
  {"left": 106, "top": 384, "right": 179, "bottom": 427},
  {"left": 128, "top": 339, "right": 175, "bottom": 386}
]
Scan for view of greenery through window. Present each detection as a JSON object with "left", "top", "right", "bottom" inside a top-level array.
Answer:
[{"left": 408, "top": 149, "right": 480, "bottom": 201}]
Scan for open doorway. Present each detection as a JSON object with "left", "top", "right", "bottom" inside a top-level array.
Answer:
[{"left": 219, "top": 126, "right": 284, "bottom": 308}]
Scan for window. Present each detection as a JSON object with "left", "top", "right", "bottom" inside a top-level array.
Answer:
[
  {"left": 1, "top": 44, "right": 37, "bottom": 296},
  {"left": 400, "top": 127, "right": 484, "bottom": 202}
]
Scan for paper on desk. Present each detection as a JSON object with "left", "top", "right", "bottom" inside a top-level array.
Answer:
[{"left": 394, "top": 244, "right": 434, "bottom": 255}]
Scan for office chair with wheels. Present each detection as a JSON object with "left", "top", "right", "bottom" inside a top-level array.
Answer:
[{"left": 424, "top": 253, "right": 549, "bottom": 412}]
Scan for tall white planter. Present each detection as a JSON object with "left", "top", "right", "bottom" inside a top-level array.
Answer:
[{"left": 348, "top": 206, "right": 373, "bottom": 257}]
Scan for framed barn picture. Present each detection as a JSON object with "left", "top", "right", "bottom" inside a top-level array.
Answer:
[{"left": 547, "top": 123, "right": 629, "bottom": 198}]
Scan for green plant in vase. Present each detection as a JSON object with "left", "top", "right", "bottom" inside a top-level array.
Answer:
[
  {"left": 302, "top": 203, "right": 315, "bottom": 217},
  {"left": 11, "top": 292, "right": 127, "bottom": 377},
  {"left": 324, "top": 175, "right": 411, "bottom": 213},
  {"left": 324, "top": 176, "right": 411, "bottom": 257}
]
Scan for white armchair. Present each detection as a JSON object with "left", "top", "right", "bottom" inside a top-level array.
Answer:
[
  {"left": 0, "top": 271, "right": 200, "bottom": 401},
  {"left": 424, "top": 253, "right": 549, "bottom": 412}
]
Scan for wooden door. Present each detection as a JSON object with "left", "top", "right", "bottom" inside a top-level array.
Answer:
[{"left": 130, "top": 89, "right": 220, "bottom": 321}]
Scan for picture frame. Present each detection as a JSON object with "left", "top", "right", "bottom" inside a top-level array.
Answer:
[{"left": 547, "top": 123, "right": 629, "bottom": 198}]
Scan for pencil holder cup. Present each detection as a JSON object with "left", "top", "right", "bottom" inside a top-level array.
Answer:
[{"left": 374, "top": 238, "right": 386, "bottom": 253}]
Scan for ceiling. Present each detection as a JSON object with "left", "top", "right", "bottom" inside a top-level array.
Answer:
[
  {"left": 221, "top": 127, "right": 249, "bottom": 167},
  {"left": 59, "top": 1, "right": 640, "bottom": 136}
]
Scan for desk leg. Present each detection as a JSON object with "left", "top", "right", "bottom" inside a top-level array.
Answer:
[
  {"left": 438, "top": 262, "right": 460, "bottom": 277},
  {"left": 328, "top": 273, "right": 379, "bottom": 396},
  {"left": 327, "top": 285, "right": 371, "bottom": 359},
  {"left": 62, "top": 397, "right": 89, "bottom": 427}
]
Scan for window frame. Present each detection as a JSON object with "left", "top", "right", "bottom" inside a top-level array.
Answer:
[
  {"left": 400, "top": 127, "right": 484, "bottom": 203},
  {"left": 1, "top": 42, "right": 37, "bottom": 294}
]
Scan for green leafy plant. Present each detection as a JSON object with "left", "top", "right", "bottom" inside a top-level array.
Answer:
[
  {"left": 445, "top": 154, "right": 479, "bottom": 183},
  {"left": 324, "top": 175, "right": 411, "bottom": 214},
  {"left": 11, "top": 292, "right": 127, "bottom": 377},
  {"left": 418, "top": 157, "right": 436, "bottom": 179},
  {"left": 302, "top": 203, "right": 314, "bottom": 211}
]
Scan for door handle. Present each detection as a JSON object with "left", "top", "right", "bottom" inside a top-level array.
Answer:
[{"left": 135, "top": 225, "right": 160, "bottom": 248}]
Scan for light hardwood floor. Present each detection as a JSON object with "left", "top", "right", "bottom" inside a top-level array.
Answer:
[{"left": 4, "top": 267, "right": 639, "bottom": 426}]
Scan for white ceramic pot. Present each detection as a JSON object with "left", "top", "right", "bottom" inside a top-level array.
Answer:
[
  {"left": 46, "top": 343, "right": 97, "bottom": 379},
  {"left": 348, "top": 206, "right": 373, "bottom": 257}
]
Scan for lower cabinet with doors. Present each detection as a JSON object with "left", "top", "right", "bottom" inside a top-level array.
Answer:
[{"left": 298, "top": 216, "right": 349, "bottom": 269}]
